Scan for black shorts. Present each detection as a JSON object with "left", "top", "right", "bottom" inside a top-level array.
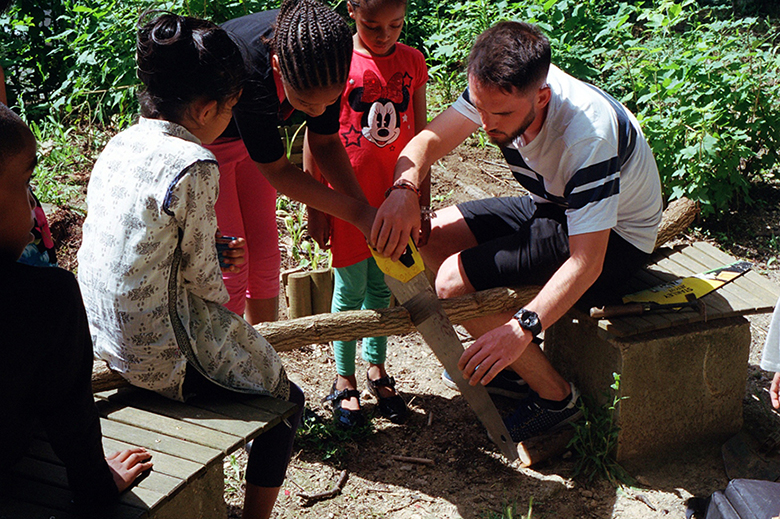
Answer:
[{"left": 457, "top": 196, "right": 651, "bottom": 308}]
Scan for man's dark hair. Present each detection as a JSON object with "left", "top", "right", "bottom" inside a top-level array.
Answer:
[
  {"left": 0, "top": 103, "right": 33, "bottom": 174},
  {"left": 273, "top": 0, "right": 353, "bottom": 92},
  {"left": 135, "top": 12, "right": 247, "bottom": 122},
  {"left": 468, "top": 21, "right": 551, "bottom": 95}
]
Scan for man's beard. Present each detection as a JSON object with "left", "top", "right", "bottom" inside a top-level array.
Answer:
[{"left": 486, "top": 106, "right": 536, "bottom": 147}]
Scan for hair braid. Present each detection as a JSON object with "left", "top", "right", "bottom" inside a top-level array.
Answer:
[{"left": 273, "top": 0, "right": 352, "bottom": 92}]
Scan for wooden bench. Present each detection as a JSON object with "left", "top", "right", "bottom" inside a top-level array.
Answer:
[
  {"left": 1, "top": 387, "right": 297, "bottom": 519},
  {"left": 545, "top": 241, "right": 779, "bottom": 467}
]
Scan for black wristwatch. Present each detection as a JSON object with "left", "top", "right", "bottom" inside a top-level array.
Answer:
[{"left": 513, "top": 308, "right": 542, "bottom": 337}]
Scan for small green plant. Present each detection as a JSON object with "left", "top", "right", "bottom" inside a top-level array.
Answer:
[
  {"left": 278, "top": 195, "right": 332, "bottom": 270},
  {"left": 567, "top": 372, "right": 634, "bottom": 486},
  {"left": 282, "top": 121, "right": 306, "bottom": 160},
  {"left": 479, "top": 497, "right": 534, "bottom": 519},
  {"left": 431, "top": 189, "right": 454, "bottom": 205},
  {"left": 295, "top": 406, "right": 374, "bottom": 462},
  {"left": 224, "top": 453, "right": 245, "bottom": 498}
]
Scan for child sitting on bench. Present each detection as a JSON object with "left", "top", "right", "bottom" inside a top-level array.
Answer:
[{"left": 0, "top": 103, "right": 153, "bottom": 511}]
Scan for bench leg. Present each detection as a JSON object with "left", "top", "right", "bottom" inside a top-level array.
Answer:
[
  {"left": 151, "top": 462, "right": 227, "bottom": 519},
  {"left": 546, "top": 314, "right": 750, "bottom": 467}
]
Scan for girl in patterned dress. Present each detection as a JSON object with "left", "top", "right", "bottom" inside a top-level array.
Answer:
[{"left": 77, "top": 14, "right": 302, "bottom": 518}]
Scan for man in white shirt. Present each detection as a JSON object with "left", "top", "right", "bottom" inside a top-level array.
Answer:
[{"left": 371, "top": 21, "right": 662, "bottom": 442}]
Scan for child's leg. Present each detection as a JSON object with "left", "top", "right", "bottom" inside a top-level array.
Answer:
[
  {"left": 211, "top": 140, "right": 250, "bottom": 316},
  {"left": 362, "top": 257, "right": 392, "bottom": 385},
  {"left": 244, "top": 382, "right": 305, "bottom": 519},
  {"left": 234, "top": 153, "right": 280, "bottom": 325},
  {"left": 331, "top": 262, "right": 369, "bottom": 411}
]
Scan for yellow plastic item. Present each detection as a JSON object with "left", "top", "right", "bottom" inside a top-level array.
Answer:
[{"left": 371, "top": 238, "right": 425, "bottom": 283}]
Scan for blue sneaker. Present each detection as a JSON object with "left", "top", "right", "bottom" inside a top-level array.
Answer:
[
  {"left": 441, "top": 368, "right": 529, "bottom": 400},
  {"left": 503, "top": 384, "right": 582, "bottom": 443}
]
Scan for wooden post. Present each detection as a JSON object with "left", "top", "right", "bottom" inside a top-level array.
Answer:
[
  {"left": 309, "top": 268, "right": 334, "bottom": 315},
  {"left": 286, "top": 271, "right": 312, "bottom": 319}
]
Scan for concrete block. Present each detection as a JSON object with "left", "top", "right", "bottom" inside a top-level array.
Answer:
[
  {"left": 545, "top": 313, "right": 750, "bottom": 465},
  {"left": 152, "top": 462, "right": 226, "bottom": 519}
]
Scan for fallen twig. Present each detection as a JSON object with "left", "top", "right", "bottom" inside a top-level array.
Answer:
[
  {"left": 297, "top": 470, "right": 348, "bottom": 505},
  {"left": 479, "top": 159, "right": 510, "bottom": 170},
  {"left": 427, "top": 412, "right": 433, "bottom": 427},
  {"left": 479, "top": 167, "right": 513, "bottom": 186},
  {"left": 390, "top": 455, "right": 435, "bottom": 466}
]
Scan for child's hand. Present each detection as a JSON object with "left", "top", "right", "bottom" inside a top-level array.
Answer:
[
  {"left": 216, "top": 235, "right": 246, "bottom": 273},
  {"left": 771, "top": 372, "right": 780, "bottom": 409},
  {"left": 106, "top": 447, "right": 153, "bottom": 493},
  {"left": 307, "top": 206, "right": 332, "bottom": 250}
]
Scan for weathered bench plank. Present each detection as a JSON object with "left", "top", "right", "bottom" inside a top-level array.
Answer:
[
  {"left": 4, "top": 387, "right": 297, "bottom": 518},
  {"left": 596, "top": 244, "right": 778, "bottom": 337}
]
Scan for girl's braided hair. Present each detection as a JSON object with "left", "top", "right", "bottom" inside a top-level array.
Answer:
[
  {"left": 272, "top": 0, "right": 353, "bottom": 91},
  {"left": 136, "top": 12, "right": 247, "bottom": 122}
]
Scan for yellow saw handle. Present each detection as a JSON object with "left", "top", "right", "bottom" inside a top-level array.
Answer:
[{"left": 371, "top": 238, "right": 425, "bottom": 283}]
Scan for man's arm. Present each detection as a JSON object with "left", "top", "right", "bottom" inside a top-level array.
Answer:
[
  {"left": 459, "top": 229, "right": 611, "bottom": 387},
  {"left": 371, "top": 106, "right": 479, "bottom": 260}
]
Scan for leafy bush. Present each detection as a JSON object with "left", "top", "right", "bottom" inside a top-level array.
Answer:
[
  {"left": 2, "top": 0, "right": 778, "bottom": 217},
  {"left": 421, "top": 0, "right": 780, "bottom": 217}
]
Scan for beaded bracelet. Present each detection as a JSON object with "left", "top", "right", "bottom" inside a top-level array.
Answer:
[{"left": 384, "top": 179, "right": 420, "bottom": 199}]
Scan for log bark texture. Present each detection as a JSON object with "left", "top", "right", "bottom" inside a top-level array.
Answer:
[{"left": 654, "top": 197, "right": 699, "bottom": 250}]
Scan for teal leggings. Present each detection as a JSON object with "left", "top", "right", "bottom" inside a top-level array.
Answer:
[{"left": 332, "top": 258, "right": 391, "bottom": 376}]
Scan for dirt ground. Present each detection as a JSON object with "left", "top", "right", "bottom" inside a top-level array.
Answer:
[{"left": 53, "top": 139, "right": 780, "bottom": 519}]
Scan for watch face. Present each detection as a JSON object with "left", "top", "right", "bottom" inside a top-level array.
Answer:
[
  {"left": 515, "top": 309, "right": 540, "bottom": 335},
  {"left": 521, "top": 311, "right": 538, "bottom": 326}
]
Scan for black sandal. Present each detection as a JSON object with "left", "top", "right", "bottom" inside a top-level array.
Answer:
[
  {"left": 367, "top": 373, "right": 408, "bottom": 424},
  {"left": 322, "top": 380, "right": 365, "bottom": 428}
]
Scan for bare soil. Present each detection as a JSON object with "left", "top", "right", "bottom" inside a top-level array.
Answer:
[{"left": 53, "top": 139, "right": 780, "bottom": 519}]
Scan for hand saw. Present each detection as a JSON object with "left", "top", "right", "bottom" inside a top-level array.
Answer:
[
  {"left": 372, "top": 240, "right": 518, "bottom": 461},
  {"left": 590, "top": 260, "right": 752, "bottom": 319}
]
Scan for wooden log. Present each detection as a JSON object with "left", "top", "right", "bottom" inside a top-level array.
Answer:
[
  {"left": 654, "top": 197, "right": 699, "bottom": 250},
  {"left": 256, "top": 285, "right": 541, "bottom": 352},
  {"left": 91, "top": 360, "right": 129, "bottom": 393},
  {"left": 517, "top": 427, "right": 575, "bottom": 468}
]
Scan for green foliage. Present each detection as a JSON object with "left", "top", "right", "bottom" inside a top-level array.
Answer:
[
  {"left": 277, "top": 195, "right": 332, "bottom": 271},
  {"left": 3, "top": 0, "right": 779, "bottom": 218},
  {"left": 27, "top": 117, "right": 108, "bottom": 205},
  {"left": 0, "top": 0, "right": 277, "bottom": 126},
  {"left": 567, "top": 372, "right": 634, "bottom": 486},
  {"left": 420, "top": 0, "right": 780, "bottom": 218},
  {"left": 295, "top": 406, "right": 374, "bottom": 462}
]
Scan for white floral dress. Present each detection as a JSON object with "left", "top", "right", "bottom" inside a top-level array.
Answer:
[{"left": 78, "top": 118, "right": 288, "bottom": 401}]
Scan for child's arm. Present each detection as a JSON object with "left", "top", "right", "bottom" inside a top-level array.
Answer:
[
  {"left": 412, "top": 83, "right": 432, "bottom": 247},
  {"left": 35, "top": 269, "right": 152, "bottom": 504},
  {"left": 255, "top": 150, "right": 376, "bottom": 239},
  {"left": 168, "top": 161, "right": 232, "bottom": 301},
  {"left": 770, "top": 373, "right": 780, "bottom": 409},
  {"left": 302, "top": 131, "right": 332, "bottom": 250}
]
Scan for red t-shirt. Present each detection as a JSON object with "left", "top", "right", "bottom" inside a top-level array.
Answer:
[{"left": 330, "top": 43, "right": 428, "bottom": 268}]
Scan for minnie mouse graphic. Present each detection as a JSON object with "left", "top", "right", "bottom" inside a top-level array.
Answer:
[{"left": 348, "top": 70, "right": 410, "bottom": 148}]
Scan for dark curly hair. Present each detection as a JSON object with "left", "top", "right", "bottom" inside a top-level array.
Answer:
[
  {"left": 136, "top": 12, "right": 247, "bottom": 122},
  {"left": 468, "top": 21, "right": 551, "bottom": 95},
  {"left": 272, "top": 0, "right": 353, "bottom": 92},
  {"left": 0, "top": 104, "right": 33, "bottom": 175}
]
